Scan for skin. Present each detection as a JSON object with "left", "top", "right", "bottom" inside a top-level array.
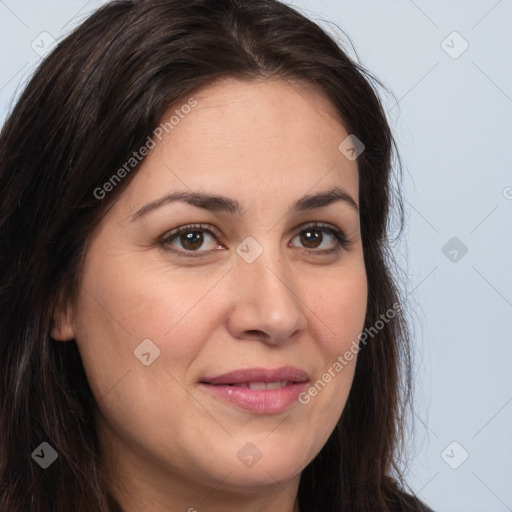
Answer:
[{"left": 52, "top": 77, "right": 368, "bottom": 512}]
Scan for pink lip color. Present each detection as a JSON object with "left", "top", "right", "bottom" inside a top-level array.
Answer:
[{"left": 199, "top": 366, "right": 309, "bottom": 414}]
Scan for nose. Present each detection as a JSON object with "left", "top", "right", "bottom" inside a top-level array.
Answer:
[{"left": 226, "top": 252, "right": 308, "bottom": 346}]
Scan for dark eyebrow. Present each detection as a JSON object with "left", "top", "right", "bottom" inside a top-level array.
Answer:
[
  {"left": 130, "top": 186, "right": 358, "bottom": 221},
  {"left": 292, "top": 187, "right": 359, "bottom": 214}
]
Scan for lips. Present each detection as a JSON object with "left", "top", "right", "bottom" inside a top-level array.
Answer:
[
  {"left": 201, "top": 366, "right": 309, "bottom": 385},
  {"left": 199, "top": 366, "right": 309, "bottom": 414},
  {"left": 224, "top": 381, "right": 291, "bottom": 390}
]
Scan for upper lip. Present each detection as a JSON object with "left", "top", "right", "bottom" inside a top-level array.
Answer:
[{"left": 200, "top": 366, "right": 309, "bottom": 385}]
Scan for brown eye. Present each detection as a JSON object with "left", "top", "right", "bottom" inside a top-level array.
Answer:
[
  {"left": 300, "top": 229, "right": 323, "bottom": 249},
  {"left": 161, "top": 224, "right": 223, "bottom": 255},
  {"left": 179, "top": 231, "right": 205, "bottom": 251},
  {"left": 291, "top": 224, "right": 349, "bottom": 253}
]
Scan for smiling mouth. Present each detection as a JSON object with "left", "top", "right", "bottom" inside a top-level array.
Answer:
[
  {"left": 219, "top": 380, "right": 292, "bottom": 389},
  {"left": 199, "top": 366, "right": 309, "bottom": 414}
]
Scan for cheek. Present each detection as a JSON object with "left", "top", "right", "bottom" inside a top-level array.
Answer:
[
  {"left": 309, "top": 263, "right": 368, "bottom": 353},
  {"left": 71, "top": 257, "right": 223, "bottom": 446},
  {"left": 299, "top": 262, "right": 367, "bottom": 417},
  {"left": 71, "top": 251, "right": 225, "bottom": 403},
  {"left": 78, "top": 248, "right": 222, "bottom": 334}
]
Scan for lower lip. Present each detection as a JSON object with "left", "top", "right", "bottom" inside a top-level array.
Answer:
[{"left": 199, "top": 382, "right": 308, "bottom": 414}]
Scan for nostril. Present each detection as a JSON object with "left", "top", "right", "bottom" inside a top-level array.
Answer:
[{"left": 246, "top": 330, "right": 269, "bottom": 339}]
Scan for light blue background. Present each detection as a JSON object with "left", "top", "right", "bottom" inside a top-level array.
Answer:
[{"left": 1, "top": 1, "right": 511, "bottom": 511}]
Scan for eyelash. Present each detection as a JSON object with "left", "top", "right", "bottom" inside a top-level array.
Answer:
[{"left": 159, "top": 222, "right": 350, "bottom": 259}]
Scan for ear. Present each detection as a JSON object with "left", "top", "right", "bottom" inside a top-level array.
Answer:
[{"left": 50, "top": 295, "right": 75, "bottom": 342}]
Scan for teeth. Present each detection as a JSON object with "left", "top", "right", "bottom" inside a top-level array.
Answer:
[
  {"left": 248, "top": 382, "right": 267, "bottom": 390},
  {"left": 246, "top": 381, "right": 289, "bottom": 390},
  {"left": 224, "top": 381, "right": 291, "bottom": 389}
]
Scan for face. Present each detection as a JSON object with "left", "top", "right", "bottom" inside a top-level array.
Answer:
[{"left": 53, "top": 77, "right": 367, "bottom": 511}]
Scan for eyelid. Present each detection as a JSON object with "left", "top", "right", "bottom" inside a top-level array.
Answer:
[
  {"left": 159, "top": 221, "right": 349, "bottom": 257},
  {"left": 159, "top": 223, "right": 224, "bottom": 258},
  {"left": 291, "top": 221, "right": 349, "bottom": 250}
]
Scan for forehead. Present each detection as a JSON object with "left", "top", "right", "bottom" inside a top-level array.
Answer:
[
  {"left": 172, "top": 76, "right": 347, "bottom": 156},
  {"left": 121, "top": 77, "right": 359, "bottom": 212}
]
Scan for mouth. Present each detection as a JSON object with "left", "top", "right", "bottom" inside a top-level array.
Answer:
[
  {"left": 199, "top": 366, "right": 309, "bottom": 414},
  {"left": 216, "top": 380, "right": 295, "bottom": 390}
]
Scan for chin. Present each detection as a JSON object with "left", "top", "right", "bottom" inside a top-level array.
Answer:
[
  {"left": 219, "top": 461, "right": 304, "bottom": 491},
  {"left": 211, "top": 439, "right": 312, "bottom": 490}
]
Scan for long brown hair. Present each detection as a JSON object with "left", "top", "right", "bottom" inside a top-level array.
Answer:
[{"left": 0, "top": 1, "right": 423, "bottom": 510}]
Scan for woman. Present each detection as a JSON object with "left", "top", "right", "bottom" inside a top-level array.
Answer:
[{"left": 0, "top": 0, "right": 433, "bottom": 511}]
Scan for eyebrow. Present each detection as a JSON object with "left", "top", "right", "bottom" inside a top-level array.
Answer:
[{"left": 130, "top": 186, "right": 359, "bottom": 221}]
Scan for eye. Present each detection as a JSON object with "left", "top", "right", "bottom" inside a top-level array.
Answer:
[
  {"left": 290, "top": 223, "right": 349, "bottom": 254},
  {"left": 161, "top": 223, "right": 224, "bottom": 257},
  {"left": 160, "top": 222, "right": 349, "bottom": 258}
]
